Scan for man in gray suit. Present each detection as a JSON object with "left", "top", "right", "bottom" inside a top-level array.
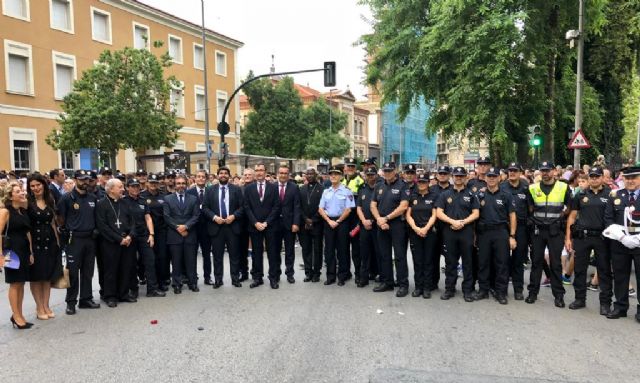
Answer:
[{"left": 163, "top": 174, "right": 200, "bottom": 294}]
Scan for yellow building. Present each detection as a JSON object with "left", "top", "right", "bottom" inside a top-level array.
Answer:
[{"left": 0, "top": 0, "right": 243, "bottom": 174}]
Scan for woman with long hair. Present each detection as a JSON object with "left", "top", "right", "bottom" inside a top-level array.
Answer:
[
  {"left": 27, "top": 174, "right": 61, "bottom": 320},
  {"left": 0, "top": 181, "right": 34, "bottom": 329}
]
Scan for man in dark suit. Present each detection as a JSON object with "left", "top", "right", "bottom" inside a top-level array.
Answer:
[
  {"left": 49, "top": 168, "right": 65, "bottom": 204},
  {"left": 163, "top": 174, "right": 200, "bottom": 294},
  {"left": 243, "top": 162, "right": 281, "bottom": 289},
  {"left": 299, "top": 168, "right": 324, "bottom": 282},
  {"left": 273, "top": 165, "right": 301, "bottom": 283},
  {"left": 186, "top": 170, "right": 213, "bottom": 285},
  {"left": 238, "top": 168, "right": 255, "bottom": 281},
  {"left": 202, "top": 166, "right": 244, "bottom": 288}
]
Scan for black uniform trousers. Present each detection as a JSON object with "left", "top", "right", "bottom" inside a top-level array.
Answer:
[
  {"left": 273, "top": 222, "right": 296, "bottom": 278},
  {"left": 249, "top": 228, "right": 275, "bottom": 281},
  {"left": 169, "top": 242, "right": 197, "bottom": 288},
  {"left": 211, "top": 226, "right": 240, "bottom": 282},
  {"left": 510, "top": 223, "right": 528, "bottom": 294},
  {"left": 345, "top": 213, "right": 361, "bottom": 280},
  {"left": 377, "top": 219, "right": 408, "bottom": 288},
  {"left": 611, "top": 244, "right": 640, "bottom": 312},
  {"left": 131, "top": 236, "right": 159, "bottom": 292},
  {"left": 299, "top": 222, "right": 323, "bottom": 278},
  {"left": 238, "top": 222, "right": 250, "bottom": 279},
  {"left": 431, "top": 223, "right": 445, "bottom": 289},
  {"left": 442, "top": 226, "right": 474, "bottom": 294},
  {"left": 478, "top": 227, "right": 510, "bottom": 295},
  {"left": 96, "top": 241, "right": 105, "bottom": 297},
  {"left": 153, "top": 229, "right": 169, "bottom": 287},
  {"left": 573, "top": 235, "right": 612, "bottom": 304},
  {"left": 101, "top": 239, "right": 136, "bottom": 301},
  {"left": 324, "top": 218, "right": 349, "bottom": 282},
  {"left": 528, "top": 227, "right": 565, "bottom": 298},
  {"left": 65, "top": 234, "right": 96, "bottom": 305},
  {"left": 359, "top": 224, "right": 378, "bottom": 282},
  {"left": 194, "top": 223, "right": 212, "bottom": 282},
  {"left": 409, "top": 230, "right": 437, "bottom": 291}
]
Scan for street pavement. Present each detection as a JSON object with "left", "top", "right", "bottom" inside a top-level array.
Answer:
[{"left": 0, "top": 247, "right": 637, "bottom": 383}]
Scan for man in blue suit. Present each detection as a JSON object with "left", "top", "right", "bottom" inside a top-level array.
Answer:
[
  {"left": 163, "top": 174, "right": 200, "bottom": 294},
  {"left": 186, "top": 170, "right": 213, "bottom": 285},
  {"left": 202, "top": 167, "right": 244, "bottom": 288},
  {"left": 273, "top": 165, "right": 301, "bottom": 284},
  {"left": 243, "top": 162, "right": 282, "bottom": 289}
]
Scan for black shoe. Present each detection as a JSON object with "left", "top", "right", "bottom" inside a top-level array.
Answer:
[
  {"left": 357, "top": 281, "right": 369, "bottom": 288},
  {"left": 514, "top": 291, "right": 524, "bottom": 301},
  {"left": 411, "top": 289, "right": 423, "bottom": 298},
  {"left": 354, "top": 278, "right": 361, "bottom": 286},
  {"left": 337, "top": 280, "right": 345, "bottom": 286},
  {"left": 423, "top": 290, "right": 432, "bottom": 299},
  {"left": 204, "top": 279, "right": 213, "bottom": 286},
  {"left": 569, "top": 300, "right": 586, "bottom": 310},
  {"left": 607, "top": 309, "right": 627, "bottom": 319},
  {"left": 304, "top": 276, "right": 312, "bottom": 282},
  {"left": 636, "top": 312, "right": 640, "bottom": 323},
  {"left": 78, "top": 300, "right": 101, "bottom": 309},
  {"left": 270, "top": 280, "right": 279, "bottom": 289},
  {"left": 107, "top": 300, "right": 117, "bottom": 308},
  {"left": 599, "top": 304, "right": 611, "bottom": 316},
  {"left": 440, "top": 291, "right": 455, "bottom": 300},
  {"left": 554, "top": 296, "right": 565, "bottom": 308},
  {"left": 189, "top": 285, "right": 200, "bottom": 292},
  {"left": 373, "top": 283, "right": 394, "bottom": 292},
  {"left": 65, "top": 304, "right": 76, "bottom": 315},
  {"left": 231, "top": 280, "right": 242, "bottom": 288},
  {"left": 463, "top": 294, "right": 475, "bottom": 302},
  {"left": 10, "top": 316, "right": 33, "bottom": 329},
  {"left": 146, "top": 290, "right": 166, "bottom": 297},
  {"left": 525, "top": 294, "right": 537, "bottom": 304},
  {"left": 396, "top": 287, "right": 409, "bottom": 297},
  {"left": 250, "top": 280, "right": 263, "bottom": 288},
  {"left": 139, "top": 278, "right": 147, "bottom": 285},
  {"left": 239, "top": 274, "right": 249, "bottom": 282},
  {"left": 287, "top": 276, "right": 295, "bottom": 284},
  {"left": 173, "top": 286, "right": 182, "bottom": 294},
  {"left": 311, "top": 276, "right": 320, "bottom": 283},
  {"left": 213, "top": 281, "right": 223, "bottom": 289},
  {"left": 324, "top": 279, "right": 336, "bottom": 286},
  {"left": 474, "top": 290, "right": 489, "bottom": 301},
  {"left": 496, "top": 294, "right": 508, "bottom": 305},
  {"left": 119, "top": 296, "right": 137, "bottom": 303},
  {"left": 158, "top": 285, "right": 169, "bottom": 292}
]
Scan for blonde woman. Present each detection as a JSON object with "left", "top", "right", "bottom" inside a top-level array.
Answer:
[{"left": 1, "top": 181, "right": 35, "bottom": 329}]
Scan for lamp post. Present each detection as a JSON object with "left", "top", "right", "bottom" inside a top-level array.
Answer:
[
  {"left": 200, "top": 0, "right": 211, "bottom": 172},
  {"left": 573, "top": 0, "right": 585, "bottom": 169}
]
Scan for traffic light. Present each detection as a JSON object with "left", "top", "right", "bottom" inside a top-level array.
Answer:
[
  {"left": 531, "top": 134, "right": 542, "bottom": 147},
  {"left": 529, "top": 126, "right": 542, "bottom": 147},
  {"left": 324, "top": 61, "right": 336, "bottom": 87}
]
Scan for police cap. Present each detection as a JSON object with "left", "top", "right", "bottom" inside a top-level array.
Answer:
[
  {"left": 452, "top": 167, "right": 467, "bottom": 176},
  {"left": 486, "top": 167, "right": 500, "bottom": 177},
  {"left": 365, "top": 167, "right": 378, "bottom": 176},
  {"left": 403, "top": 164, "right": 417, "bottom": 173},
  {"left": 382, "top": 162, "right": 396, "bottom": 171},
  {"left": 539, "top": 161, "right": 554, "bottom": 171},
  {"left": 99, "top": 166, "right": 113, "bottom": 175},
  {"left": 507, "top": 162, "right": 522, "bottom": 172},
  {"left": 344, "top": 157, "right": 357, "bottom": 166},
  {"left": 417, "top": 173, "right": 429, "bottom": 183},
  {"left": 148, "top": 174, "right": 161, "bottom": 183},
  {"left": 437, "top": 165, "right": 451, "bottom": 174},
  {"left": 74, "top": 169, "right": 90, "bottom": 180},
  {"left": 328, "top": 166, "right": 343, "bottom": 175},
  {"left": 127, "top": 178, "right": 140, "bottom": 187},
  {"left": 362, "top": 157, "right": 377, "bottom": 165},
  {"left": 476, "top": 156, "right": 492, "bottom": 165},
  {"left": 588, "top": 167, "right": 603, "bottom": 177},
  {"left": 136, "top": 169, "right": 147, "bottom": 176}
]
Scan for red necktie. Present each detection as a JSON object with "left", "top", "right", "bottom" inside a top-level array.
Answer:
[
  {"left": 259, "top": 183, "right": 263, "bottom": 199},
  {"left": 279, "top": 184, "right": 285, "bottom": 202}
]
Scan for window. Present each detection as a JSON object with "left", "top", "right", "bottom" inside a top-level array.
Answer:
[
  {"left": 50, "top": 0, "right": 73, "bottom": 33},
  {"left": 10, "top": 128, "right": 38, "bottom": 171},
  {"left": 13, "top": 140, "right": 31, "bottom": 171},
  {"left": 4, "top": 40, "right": 34, "bottom": 95},
  {"left": 215, "top": 51, "right": 226, "bottom": 76},
  {"left": 170, "top": 82, "right": 184, "bottom": 118},
  {"left": 52, "top": 51, "right": 76, "bottom": 100},
  {"left": 91, "top": 7, "right": 111, "bottom": 44},
  {"left": 168, "top": 34, "right": 182, "bottom": 64},
  {"left": 60, "top": 150, "right": 75, "bottom": 171},
  {"left": 216, "top": 91, "right": 228, "bottom": 123},
  {"left": 194, "top": 85, "right": 205, "bottom": 121},
  {"left": 3, "top": 0, "right": 29, "bottom": 20},
  {"left": 193, "top": 43, "right": 204, "bottom": 70},
  {"left": 133, "top": 22, "right": 150, "bottom": 50}
]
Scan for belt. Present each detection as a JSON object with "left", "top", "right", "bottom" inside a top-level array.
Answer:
[
  {"left": 70, "top": 230, "right": 93, "bottom": 238},
  {"left": 533, "top": 212, "right": 562, "bottom": 218}
]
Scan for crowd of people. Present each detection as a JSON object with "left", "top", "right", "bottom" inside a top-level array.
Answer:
[{"left": 1, "top": 154, "right": 640, "bottom": 330}]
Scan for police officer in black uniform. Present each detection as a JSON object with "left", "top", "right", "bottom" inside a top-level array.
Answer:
[
  {"left": 403, "top": 164, "right": 417, "bottom": 193},
  {"left": 500, "top": 162, "right": 530, "bottom": 300},
  {"left": 299, "top": 168, "right": 324, "bottom": 282},
  {"left": 136, "top": 169, "right": 148, "bottom": 191},
  {"left": 57, "top": 170, "right": 100, "bottom": 315},
  {"left": 467, "top": 156, "right": 490, "bottom": 192},
  {"left": 356, "top": 166, "right": 380, "bottom": 287},
  {"left": 565, "top": 166, "right": 612, "bottom": 313},
  {"left": 435, "top": 166, "right": 480, "bottom": 302},
  {"left": 141, "top": 174, "right": 170, "bottom": 291},
  {"left": 476, "top": 167, "right": 517, "bottom": 304},
  {"left": 429, "top": 165, "right": 452, "bottom": 290}
]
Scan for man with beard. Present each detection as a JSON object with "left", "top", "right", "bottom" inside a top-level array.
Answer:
[{"left": 299, "top": 168, "right": 324, "bottom": 282}]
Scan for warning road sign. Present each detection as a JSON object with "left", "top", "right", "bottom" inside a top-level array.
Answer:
[{"left": 568, "top": 129, "right": 591, "bottom": 149}]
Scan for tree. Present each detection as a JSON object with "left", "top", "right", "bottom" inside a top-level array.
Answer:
[
  {"left": 302, "top": 97, "right": 350, "bottom": 160},
  {"left": 46, "top": 43, "right": 181, "bottom": 159}
]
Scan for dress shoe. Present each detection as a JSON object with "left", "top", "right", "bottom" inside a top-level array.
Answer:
[
  {"left": 396, "top": 287, "right": 409, "bottom": 297},
  {"left": 158, "top": 285, "right": 169, "bottom": 292},
  {"left": 239, "top": 274, "right": 249, "bottom": 282},
  {"left": 146, "top": 290, "right": 166, "bottom": 297},
  {"left": 569, "top": 300, "right": 586, "bottom": 310},
  {"left": 337, "top": 280, "right": 345, "bottom": 286},
  {"left": 107, "top": 301, "right": 117, "bottom": 308},
  {"left": 440, "top": 290, "right": 455, "bottom": 300},
  {"left": 213, "top": 281, "right": 223, "bottom": 289},
  {"left": 189, "top": 285, "right": 200, "bottom": 292},
  {"left": 373, "top": 283, "right": 394, "bottom": 292},
  {"left": 287, "top": 276, "right": 295, "bottom": 284},
  {"left": 636, "top": 311, "right": 640, "bottom": 323},
  {"left": 204, "top": 279, "right": 213, "bottom": 286},
  {"left": 119, "top": 296, "right": 137, "bottom": 303},
  {"left": 514, "top": 291, "right": 525, "bottom": 301},
  {"left": 525, "top": 293, "right": 537, "bottom": 304},
  {"left": 10, "top": 316, "right": 32, "bottom": 329},
  {"left": 250, "top": 280, "right": 263, "bottom": 288},
  {"left": 270, "top": 280, "right": 279, "bottom": 289},
  {"left": 599, "top": 304, "right": 611, "bottom": 316},
  {"left": 606, "top": 309, "right": 627, "bottom": 319},
  {"left": 324, "top": 279, "right": 336, "bottom": 286},
  {"left": 173, "top": 287, "right": 182, "bottom": 294},
  {"left": 411, "top": 289, "right": 423, "bottom": 298},
  {"left": 311, "top": 276, "right": 320, "bottom": 283},
  {"left": 130, "top": 289, "right": 139, "bottom": 299},
  {"left": 554, "top": 296, "right": 565, "bottom": 308},
  {"left": 474, "top": 290, "right": 489, "bottom": 301},
  {"left": 79, "top": 300, "right": 101, "bottom": 309},
  {"left": 357, "top": 281, "right": 369, "bottom": 288},
  {"left": 423, "top": 290, "right": 432, "bottom": 299},
  {"left": 496, "top": 294, "right": 508, "bottom": 305},
  {"left": 303, "top": 276, "right": 312, "bottom": 283},
  {"left": 354, "top": 278, "right": 361, "bottom": 285},
  {"left": 463, "top": 294, "right": 475, "bottom": 303},
  {"left": 231, "top": 280, "right": 242, "bottom": 288},
  {"left": 368, "top": 274, "right": 376, "bottom": 281}
]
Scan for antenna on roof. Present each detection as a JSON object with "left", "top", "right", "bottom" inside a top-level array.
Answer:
[{"left": 270, "top": 54, "right": 276, "bottom": 74}]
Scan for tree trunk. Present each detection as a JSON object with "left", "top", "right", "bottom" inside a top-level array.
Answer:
[{"left": 517, "top": 140, "right": 529, "bottom": 166}]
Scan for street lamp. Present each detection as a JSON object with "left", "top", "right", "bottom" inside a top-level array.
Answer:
[
  {"left": 566, "top": 0, "right": 584, "bottom": 169},
  {"left": 200, "top": 0, "right": 211, "bottom": 172}
]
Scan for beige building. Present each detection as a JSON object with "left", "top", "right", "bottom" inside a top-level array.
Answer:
[
  {"left": 0, "top": 0, "right": 243, "bottom": 174},
  {"left": 436, "top": 130, "right": 490, "bottom": 168},
  {"left": 354, "top": 86, "right": 382, "bottom": 162}
]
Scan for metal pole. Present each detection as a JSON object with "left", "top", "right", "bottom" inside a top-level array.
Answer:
[
  {"left": 574, "top": 0, "right": 584, "bottom": 169},
  {"left": 329, "top": 90, "right": 332, "bottom": 134},
  {"left": 201, "top": 0, "right": 211, "bottom": 172},
  {"left": 635, "top": 101, "right": 640, "bottom": 163}
]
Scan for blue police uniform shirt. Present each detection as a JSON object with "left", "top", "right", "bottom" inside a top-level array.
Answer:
[
  {"left": 319, "top": 184, "right": 355, "bottom": 217},
  {"left": 57, "top": 188, "right": 97, "bottom": 232}
]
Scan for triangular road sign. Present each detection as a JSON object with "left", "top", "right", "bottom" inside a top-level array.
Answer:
[{"left": 568, "top": 128, "right": 591, "bottom": 149}]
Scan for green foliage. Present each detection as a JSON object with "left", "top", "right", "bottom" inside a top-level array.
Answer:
[
  {"left": 46, "top": 45, "right": 181, "bottom": 155},
  {"left": 301, "top": 97, "right": 350, "bottom": 160}
]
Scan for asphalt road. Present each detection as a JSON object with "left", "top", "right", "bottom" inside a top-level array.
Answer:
[{"left": 0, "top": 248, "right": 637, "bottom": 383}]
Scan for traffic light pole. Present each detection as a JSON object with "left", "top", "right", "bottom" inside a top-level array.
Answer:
[{"left": 573, "top": 0, "right": 584, "bottom": 169}]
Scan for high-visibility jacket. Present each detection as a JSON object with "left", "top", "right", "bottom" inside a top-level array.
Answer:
[
  {"left": 342, "top": 175, "right": 364, "bottom": 195},
  {"left": 529, "top": 181, "right": 568, "bottom": 226}
]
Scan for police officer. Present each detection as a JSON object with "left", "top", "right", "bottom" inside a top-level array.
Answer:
[
  {"left": 403, "top": 164, "right": 417, "bottom": 193},
  {"left": 299, "top": 168, "right": 324, "bottom": 283},
  {"left": 604, "top": 166, "right": 640, "bottom": 321},
  {"left": 500, "top": 162, "right": 530, "bottom": 300},
  {"left": 87, "top": 170, "right": 100, "bottom": 197},
  {"left": 97, "top": 167, "right": 113, "bottom": 197},
  {"left": 371, "top": 162, "right": 410, "bottom": 296},
  {"left": 565, "top": 166, "right": 612, "bottom": 313},
  {"left": 318, "top": 166, "right": 355, "bottom": 285},
  {"left": 136, "top": 169, "right": 148, "bottom": 191},
  {"left": 56, "top": 170, "right": 100, "bottom": 315},
  {"left": 525, "top": 161, "right": 571, "bottom": 308},
  {"left": 356, "top": 166, "right": 380, "bottom": 287},
  {"left": 164, "top": 171, "right": 176, "bottom": 194},
  {"left": 429, "top": 165, "right": 452, "bottom": 290},
  {"left": 406, "top": 173, "right": 438, "bottom": 298},
  {"left": 476, "top": 167, "right": 517, "bottom": 304},
  {"left": 141, "top": 174, "right": 170, "bottom": 291},
  {"left": 123, "top": 178, "right": 165, "bottom": 298},
  {"left": 342, "top": 157, "right": 364, "bottom": 283},
  {"left": 435, "top": 166, "right": 479, "bottom": 302}
]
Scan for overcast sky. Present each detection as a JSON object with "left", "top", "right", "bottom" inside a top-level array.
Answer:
[{"left": 139, "top": 0, "right": 373, "bottom": 100}]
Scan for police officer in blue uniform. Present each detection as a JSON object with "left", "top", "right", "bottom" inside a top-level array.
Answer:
[
  {"left": 318, "top": 166, "right": 355, "bottom": 285},
  {"left": 141, "top": 174, "right": 170, "bottom": 291},
  {"left": 356, "top": 166, "right": 380, "bottom": 287},
  {"left": 429, "top": 165, "right": 452, "bottom": 290}
]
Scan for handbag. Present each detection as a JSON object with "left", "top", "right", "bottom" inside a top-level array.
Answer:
[
  {"left": 51, "top": 251, "right": 70, "bottom": 289},
  {"left": 3, "top": 249, "right": 21, "bottom": 270}
]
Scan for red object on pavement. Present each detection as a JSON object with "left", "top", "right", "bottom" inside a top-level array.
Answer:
[{"left": 150, "top": 320, "right": 158, "bottom": 325}]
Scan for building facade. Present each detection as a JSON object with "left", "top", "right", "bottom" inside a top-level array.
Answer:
[
  {"left": 0, "top": 0, "right": 243, "bottom": 173},
  {"left": 436, "top": 131, "right": 490, "bottom": 168}
]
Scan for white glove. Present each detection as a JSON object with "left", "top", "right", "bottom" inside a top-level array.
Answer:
[
  {"left": 621, "top": 235, "right": 640, "bottom": 249},
  {"left": 603, "top": 224, "right": 626, "bottom": 241}
]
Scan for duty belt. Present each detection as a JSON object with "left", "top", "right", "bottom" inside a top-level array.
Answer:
[{"left": 533, "top": 212, "right": 562, "bottom": 218}]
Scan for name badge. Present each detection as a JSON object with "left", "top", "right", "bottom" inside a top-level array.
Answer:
[
  {"left": 463, "top": 196, "right": 471, "bottom": 202},
  {"left": 391, "top": 189, "right": 399, "bottom": 194},
  {"left": 88, "top": 202, "right": 95, "bottom": 208}
]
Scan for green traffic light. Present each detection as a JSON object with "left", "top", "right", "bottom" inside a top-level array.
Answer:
[{"left": 532, "top": 138, "right": 541, "bottom": 146}]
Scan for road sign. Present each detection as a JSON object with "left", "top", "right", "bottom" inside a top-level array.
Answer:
[{"left": 568, "top": 128, "right": 591, "bottom": 149}]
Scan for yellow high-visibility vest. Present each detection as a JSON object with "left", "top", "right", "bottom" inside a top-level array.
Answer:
[{"left": 529, "top": 181, "right": 568, "bottom": 225}]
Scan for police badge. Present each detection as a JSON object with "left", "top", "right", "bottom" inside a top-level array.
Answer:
[
  {"left": 73, "top": 203, "right": 80, "bottom": 210},
  {"left": 614, "top": 199, "right": 621, "bottom": 205},
  {"left": 447, "top": 197, "right": 453, "bottom": 204},
  {"left": 582, "top": 196, "right": 588, "bottom": 204},
  {"left": 480, "top": 200, "right": 485, "bottom": 206},
  {"left": 413, "top": 200, "right": 418, "bottom": 205},
  {"left": 147, "top": 199, "right": 152, "bottom": 204}
]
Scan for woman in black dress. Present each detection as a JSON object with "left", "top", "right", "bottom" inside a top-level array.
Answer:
[
  {"left": 27, "top": 174, "right": 61, "bottom": 320},
  {"left": 1, "top": 181, "right": 34, "bottom": 329}
]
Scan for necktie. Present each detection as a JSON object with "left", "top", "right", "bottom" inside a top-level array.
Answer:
[
  {"left": 198, "top": 189, "right": 204, "bottom": 204},
  {"left": 279, "top": 184, "right": 285, "bottom": 202},
  {"left": 631, "top": 191, "right": 637, "bottom": 204},
  {"left": 178, "top": 194, "right": 184, "bottom": 208},
  {"left": 220, "top": 186, "right": 227, "bottom": 219},
  {"left": 259, "top": 183, "right": 263, "bottom": 199}
]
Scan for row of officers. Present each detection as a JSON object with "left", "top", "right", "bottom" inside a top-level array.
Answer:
[{"left": 55, "top": 158, "right": 640, "bottom": 323}]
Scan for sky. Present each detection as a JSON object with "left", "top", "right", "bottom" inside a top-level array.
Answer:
[{"left": 138, "top": 0, "right": 374, "bottom": 100}]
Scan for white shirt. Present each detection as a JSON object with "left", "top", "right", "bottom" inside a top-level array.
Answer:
[
  {"left": 218, "top": 184, "right": 230, "bottom": 218},
  {"left": 257, "top": 182, "right": 265, "bottom": 202}
]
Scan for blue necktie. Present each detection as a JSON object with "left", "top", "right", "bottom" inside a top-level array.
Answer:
[
  {"left": 178, "top": 194, "right": 184, "bottom": 208},
  {"left": 220, "top": 186, "right": 227, "bottom": 219}
]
